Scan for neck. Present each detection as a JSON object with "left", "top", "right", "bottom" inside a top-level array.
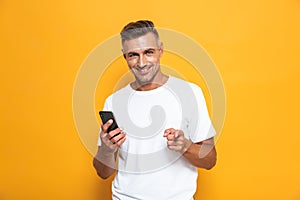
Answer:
[{"left": 132, "top": 72, "right": 169, "bottom": 91}]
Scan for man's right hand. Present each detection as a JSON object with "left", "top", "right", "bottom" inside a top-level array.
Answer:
[
  {"left": 100, "top": 119, "right": 126, "bottom": 153},
  {"left": 94, "top": 119, "right": 125, "bottom": 179}
]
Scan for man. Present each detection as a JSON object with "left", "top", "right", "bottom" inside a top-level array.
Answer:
[{"left": 93, "top": 20, "right": 217, "bottom": 200}]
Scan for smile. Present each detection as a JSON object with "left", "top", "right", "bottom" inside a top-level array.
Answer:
[{"left": 135, "top": 65, "right": 152, "bottom": 75}]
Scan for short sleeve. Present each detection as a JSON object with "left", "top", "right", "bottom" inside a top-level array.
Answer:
[{"left": 188, "top": 84, "right": 216, "bottom": 143}]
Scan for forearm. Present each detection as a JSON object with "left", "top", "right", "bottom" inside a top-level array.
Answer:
[
  {"left": 93, "top": 146, "right": 117, "bottom": 179},
  {"left": 182, "top": 140, "right": 217, "bottom": 170}
]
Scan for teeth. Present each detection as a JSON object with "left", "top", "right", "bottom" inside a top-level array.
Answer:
[
  {"left": 136, "top": 66, "right": 151, "bottom": 75},
  {"left": 137, "top": 66, "right": 150, "bottom": 72},
  {"left": 137, "top": 66, "right": 147, "bottom": 70}
]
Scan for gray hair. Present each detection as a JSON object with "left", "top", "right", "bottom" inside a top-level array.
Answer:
[{"left": 120, "top": 20, "right": 160, "bottom": 46}]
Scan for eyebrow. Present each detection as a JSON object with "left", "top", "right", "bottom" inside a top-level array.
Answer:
[{"left": 125, "top": 48, "right": 156, "bottom": 54}]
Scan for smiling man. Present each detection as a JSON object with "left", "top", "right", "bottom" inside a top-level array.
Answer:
[{"left": 93, "top": 20, "right": 217, "bottom": 200}]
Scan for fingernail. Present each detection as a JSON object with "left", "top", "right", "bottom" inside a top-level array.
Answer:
[{"left": 108, "top": 119, "right": 113, "bottom": 123}]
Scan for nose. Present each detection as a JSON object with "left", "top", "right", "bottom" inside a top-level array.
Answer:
[{"left": 138, "top": 54, "right": 146, "bottom": 67}]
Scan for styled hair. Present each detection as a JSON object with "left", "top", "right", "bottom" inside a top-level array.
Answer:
[{"left": 120, "top": 20, "right": 160, "bottom": 46}]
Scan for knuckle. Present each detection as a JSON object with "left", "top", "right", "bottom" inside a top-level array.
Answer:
[
  {"left": 107, "top": 132, "right": 114, "bottom": 138},
  {"left": 112, "top": 128, "right": 120, "bottom": 135},
  {"left": 167, "top": 135, "right": 173, "bottom": 139},
  {"left": 102, "top": 127, "right": 108, "bottom": 133}
]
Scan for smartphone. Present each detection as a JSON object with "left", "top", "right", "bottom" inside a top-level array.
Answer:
[{"left": 99, "top": 111, "right": 119, "bottom": 133}]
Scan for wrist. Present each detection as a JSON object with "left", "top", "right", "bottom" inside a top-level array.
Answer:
[
  {"left": 98, "top": 145, "right": 117, "bottom": 156},
  {"left": 182, "top": 139, "right": 193, "bottom": 154}
]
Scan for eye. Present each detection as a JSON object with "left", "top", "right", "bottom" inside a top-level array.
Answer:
[
  {"left": 127, "top": 53, "right": 138, "bottom": 58},
  {"left": 145, "top": 50, "right": 154, "bottom": 55}
]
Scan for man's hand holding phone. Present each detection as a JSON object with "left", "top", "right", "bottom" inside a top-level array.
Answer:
[
  {"left": 100, "top": 118, "right": 126, "bottom": 154},
  {"left": 94, "top": 114, "right": 126, "bottom": 179}
]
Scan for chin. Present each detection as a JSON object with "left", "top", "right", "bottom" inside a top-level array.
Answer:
[
  {"left": 136, "top": 76, "right": 153, "bottom": 84},
  {"left": 134, "top": 73, "right": 153, "bottom": 83}
]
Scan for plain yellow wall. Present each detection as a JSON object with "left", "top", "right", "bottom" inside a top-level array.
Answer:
[{"left": 1, "top": 0, "right": 300, "bottom": 199}]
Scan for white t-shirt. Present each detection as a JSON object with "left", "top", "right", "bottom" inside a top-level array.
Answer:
[{"left": 98, "top": 76, "right": 215, "bottom": 200}]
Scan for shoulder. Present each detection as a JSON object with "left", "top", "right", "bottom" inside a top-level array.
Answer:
[
  {"left": 104, "top": 84, "right": 131, "bottom": 103},
  {"left": 169, "top": 76, "right": 203, "bottom": 94}
]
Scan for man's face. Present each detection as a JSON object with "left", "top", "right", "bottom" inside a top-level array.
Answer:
[{"left": 122, "top": 32, "right": 163, "bottom": 84}]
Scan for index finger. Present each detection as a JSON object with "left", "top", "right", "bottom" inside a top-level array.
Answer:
[{"left": 163, "top": 128, "right": 176, "bottom": 137}]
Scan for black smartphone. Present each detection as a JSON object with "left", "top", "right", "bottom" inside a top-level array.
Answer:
[{"left": 99, "top": 111, "right": 119, "bottom": 133}]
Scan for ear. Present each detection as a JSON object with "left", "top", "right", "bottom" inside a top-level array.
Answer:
[
  {"left": 159, "top": 42, "right": 164, "bottom": 58},
  {"left": 121, "top": 49, "right": 126, "bottom": 59}
]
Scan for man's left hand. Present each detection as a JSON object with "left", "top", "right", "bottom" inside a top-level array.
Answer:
[{"left": 163, "top": 128, "right": 192, "bottom": 153}]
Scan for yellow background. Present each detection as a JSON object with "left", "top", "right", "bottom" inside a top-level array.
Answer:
[{"left": 1, "top": 0, "right": 300, "bottom": 199}]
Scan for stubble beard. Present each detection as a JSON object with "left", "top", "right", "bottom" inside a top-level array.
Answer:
[{"left": 132, "top": 64, "right": 160, "bottom": 86}]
